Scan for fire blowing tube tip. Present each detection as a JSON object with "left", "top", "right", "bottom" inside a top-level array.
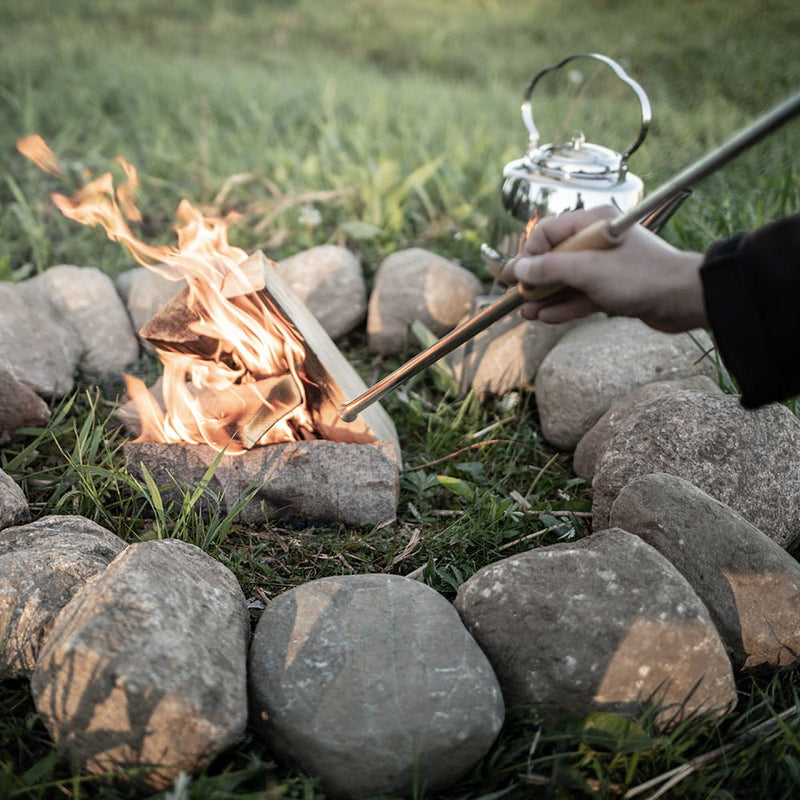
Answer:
[{"left": 339, "top": 403, "right": 359, "bottom": 423}]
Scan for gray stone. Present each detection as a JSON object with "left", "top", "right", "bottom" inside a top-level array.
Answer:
[
  {"left": 275, "top": 245, "right": 367, "bottom": 340},
  {"left": 0, "top": 360, "right": 51, "bottom": 441},
  {"left": 31, "top": 539, "right": 249, "bottom": 791},
  {"left": 248, "top": 573, "right": 504, "bottom": 798},
  {"left": 28, "top": 265, "right": 139, "bottom": 374},
  {"left": 611, "top": 473, "right": 800, "bottom": 671},
  {"left": 534, "top": 316, "right": 717, "bottom": 449},
  {"left": 0, "top": 280, "right": 83, "bottom": 397},
  {"left": 454, "top": 529, "right": 735, "bottom": 727},
  {"left": 0, "top": 515, "right": 126, "bottom": 678},
  {"left": 591, "top": 390, "right": 800, "bottom": 547},
  {"left": 448, "top": 312, "right": 582, "bottom": 397},
  {"left": 574, "top": 375, "right": 722, "bottom": 480},
  {"left": 124, "top": 440, "right": 399, "bottom": 527},
  {"left": 115, "top": 267, "right": 186, "bottom": 342},
  {"left": 0, "top": 468, "right": 30, "bottom": 531},
  {"left": 367, "top": 248, "right": 481, "bottom": 355}
]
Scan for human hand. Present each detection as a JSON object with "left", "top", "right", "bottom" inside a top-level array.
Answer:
[{"left": 500, "top": 206, "right": 708, "bottom": 333}]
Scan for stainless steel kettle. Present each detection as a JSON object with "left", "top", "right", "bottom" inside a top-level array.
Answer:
[{"left": 501, "top": 53, "right": 652, "bottom": 226}]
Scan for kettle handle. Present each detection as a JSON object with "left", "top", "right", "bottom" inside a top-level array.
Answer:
[{"left": 521, "top": 52, "right": 652, "bottom": 164}]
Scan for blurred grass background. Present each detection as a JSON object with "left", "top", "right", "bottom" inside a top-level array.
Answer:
[
  {"left": 1, "top": 0, "right": 799, "bottom": 280},
  {"left": 1, "top": 1, "right": 800, "bottom": 798}
]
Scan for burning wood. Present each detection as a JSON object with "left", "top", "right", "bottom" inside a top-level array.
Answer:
[
  {"left": 19, "top": 138, "right": 401, "bottom": 522},
  {"left": 133, "top": 250, "right": 398, "bottom": 456}
]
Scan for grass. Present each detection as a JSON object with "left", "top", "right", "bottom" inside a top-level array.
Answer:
[{"left": 1, "top": 0, "right": 800, "bottom": 797}]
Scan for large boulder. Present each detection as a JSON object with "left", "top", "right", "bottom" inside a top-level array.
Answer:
[
  {"left": 248, "top": 573, "right": 504, "bottom": 798},
  {"left": 534, "top": 316, "right": 717, "bottom": 449},
  {"left": 454, "top": 529, "right": 736, "bottom": 727},
  {"left": 611, "top": 473, "right": 800, "bottom": 671},
  {"left": 591, "top": 390, "right": 800, "bottom": 547},
  {"left": 31, "top": 539, "right": 249, "bottom": 791}
]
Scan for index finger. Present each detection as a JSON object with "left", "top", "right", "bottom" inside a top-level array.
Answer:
[{"left": 521, "top": 205, "right": 620, "bottom": 257}]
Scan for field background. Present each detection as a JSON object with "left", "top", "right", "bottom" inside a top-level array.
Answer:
[{"left": 1, "top": 1, "right": 800, "bottom": 798}]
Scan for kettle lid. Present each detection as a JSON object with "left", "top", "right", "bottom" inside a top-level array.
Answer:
[{"left": 529, "top": 131, "right": 627, "bottom": 182}]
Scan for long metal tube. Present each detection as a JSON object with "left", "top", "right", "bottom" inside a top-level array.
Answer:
[{"left": 339, "top": 88, "right": 800, "bottom": 423}]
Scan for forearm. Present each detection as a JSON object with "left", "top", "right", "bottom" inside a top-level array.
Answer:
[{"left": 700, "top": 213, "right": 800, "bottom": 407}]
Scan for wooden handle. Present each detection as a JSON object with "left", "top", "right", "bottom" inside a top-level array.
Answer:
[{"left": 517, "top": 218, "right": 620, "bottom": 302}]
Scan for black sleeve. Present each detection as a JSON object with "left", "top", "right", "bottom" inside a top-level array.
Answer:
[{"left": 699, "top": 213, "right": 800, "bottom": 408}]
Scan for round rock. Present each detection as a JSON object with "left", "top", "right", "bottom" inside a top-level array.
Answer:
[
  {"left": 0, "top": 467, "right": 30, "bottom": 531},
  {"left": 454, "top": 529, "right": 735, "bottom": 727},
  {"left": 0, "top": 515, "right": 126, "bottom": 678},
  {"left": 591, "top": 390, "right": 800, "bottom": 547},
  {"left": 367, "top": 248, "right": 481, "bottom": 355},
  {"left": 0, "top": 360, "right": 51, "bottom": 441},
  {"left": 248, "top": 573, "right": 504, "bottom": 798},
  {"left": 275, "top": 245, "right": 367, "bottom": 340},
  {"left": 29, "top": 265, "right": 139, "bottom": 374},
  {"left": 534, "top": 316, "right": 717, "bottom": 449},
  {"left": 573, "top": 375, "right": 722, "bottom": 480},
  {"left": 611, "top": 472, "right": 800, "bottom": 671},
  {"left": 31, "top": 538, "right": 249, "bottom": 791}
]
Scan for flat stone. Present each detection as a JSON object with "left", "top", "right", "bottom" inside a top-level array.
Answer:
[
  {"left": 534, "top": 316, "right": 718, "bottom": 449},
  {"left": 591, "top": 390, "right": 800, "bottom": 547},
  {"left": 248, "top": 573, "right": 504, "bottom": 798},
  {"left": 28, "top": 265, "right": 139, "bottom": 374},
  {"left": 574, "top": 375, "right": 722, "bottom": 480},
  {"left": 275, "top": 245, "right": 367, "bottom": 340},
  {"left": 367, "top": 248, "right": 481, "bottom": 355},
  {"left": 454, "top": 528, "right": 735, "bottom": 727},
  {"left": 0, "top": 280, "right": 83, "bottom": 397},
  {"left": 31, "top": 539, "right": 249, "bottom": 791},
  {"left": 0, "top": 468, "right": 30, "bottom": 531},
  {"left": 0, "top": 359, "right": 51, "bottom": 441},
  {"left": 0, "top": 515, "right": 126, "bottom": 678},
  {"left": 124, "top": 440, "right": 399, "bottom": 526},
  {"left": 611, "top": 473, "right": 800, "bottom": 671}
]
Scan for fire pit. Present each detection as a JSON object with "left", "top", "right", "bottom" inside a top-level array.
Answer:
[{"left": 19, "top": 137, "right": 400, "bottom": 526}]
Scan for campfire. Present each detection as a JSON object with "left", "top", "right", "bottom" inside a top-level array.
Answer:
[{"left": 18, "top": 136, "right": 400, "bottom": 524}]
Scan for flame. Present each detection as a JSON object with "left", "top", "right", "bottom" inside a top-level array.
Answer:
[
  {"left": 16, "top": 135, "right": 63, "bottom": 178},
  {"left": 18, "top": 138, "right": 319, "bottom": 454}
]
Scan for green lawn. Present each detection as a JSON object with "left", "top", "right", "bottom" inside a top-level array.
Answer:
[{"left": 2, "top": 0, "right": 800, "bottom": 797}]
